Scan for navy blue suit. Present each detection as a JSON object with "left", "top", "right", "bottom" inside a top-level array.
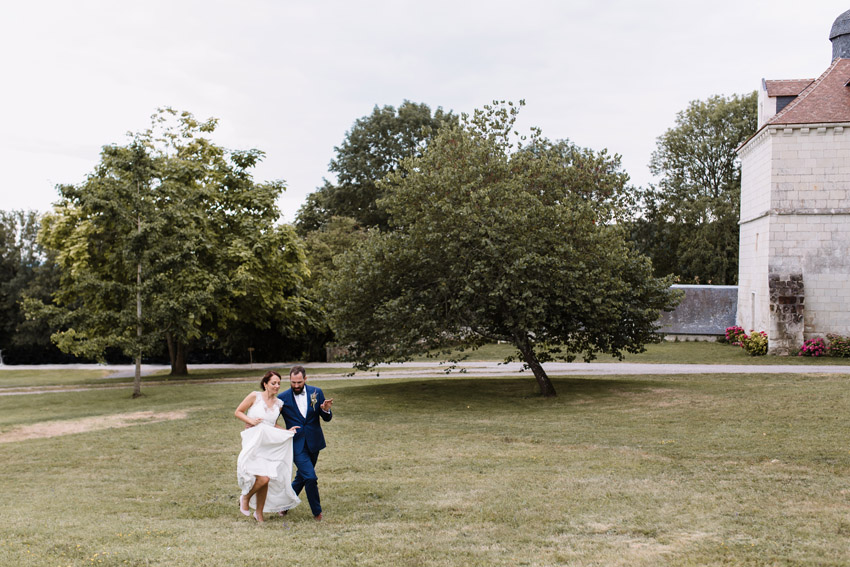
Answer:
[{"left": 278, "top": 384, "right": 332, "bottom": 516}]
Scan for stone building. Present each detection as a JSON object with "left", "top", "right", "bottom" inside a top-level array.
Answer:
[{"left": 737, "top": 10, "right": 850, "bottom": 354}]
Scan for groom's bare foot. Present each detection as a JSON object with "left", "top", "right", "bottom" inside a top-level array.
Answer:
[
  {"left": 314, "top": 513, "right": 323, "bottom": 521},
  {"left": 278, "top": 510, "right": 287, "bottom": 516}
]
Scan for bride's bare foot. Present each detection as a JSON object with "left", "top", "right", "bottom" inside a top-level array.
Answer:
[{"left": 239, "top": 495, "right": 250, "bottom": 516}]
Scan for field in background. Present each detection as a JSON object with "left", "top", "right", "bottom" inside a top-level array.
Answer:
[
  {"left": 415, "top": 339, "right": 850, "bottom": 365},
  {"left": 3, "top": 341, "right": 849, "bottom": 394}
]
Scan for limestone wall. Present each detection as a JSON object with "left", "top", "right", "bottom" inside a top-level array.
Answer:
[
  {"left": 757, "top": 87, "right": 778, "bottom": 129},
  {"left": 737, "top": 215, "right": 771, "bottom": 332},
  {"left": 769, "top": 125, "right": 850, "bottom": 210},
  {"left": 771, "top": 213, "right": 850, "bottom": 338},
  {"left": 737, "top": 130, "right": 773, "bottom": 333},
  {"left": 767, "top": 124, "right": 850, "bottom": 343},
  {"left": 739, "top": 129, "right": 773, "bottom": 221},
  {"left": 740, "top": 123, "right": 850, "bottom": 353}
]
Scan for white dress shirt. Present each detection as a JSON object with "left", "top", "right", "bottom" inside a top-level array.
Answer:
[{"left": 294, "top": 390, "right": 308, "bottom": 418}]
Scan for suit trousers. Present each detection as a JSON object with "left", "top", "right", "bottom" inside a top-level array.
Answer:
[{"left": 292, "top": 448, "right": 321, "bottom": 516}]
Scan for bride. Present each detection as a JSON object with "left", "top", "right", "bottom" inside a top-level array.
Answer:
[{"left": 234, "top": 371, "right": 301, "bottom": 522}]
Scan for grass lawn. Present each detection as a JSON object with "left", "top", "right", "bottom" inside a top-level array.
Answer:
[
  {"left": 0, "top": 368, "right": 115, "bottom": 389},
  {"left": 2, "top": 340, "right": 848, "bottom": 394},
  {"left": 416, "top": 340, "right": 850, "bottom": 365},
  {"left": 2, "top": 371, "right": 850, "bottom": 566},
  {"left": 0, "top": 366, "right": 394, "bottom": 391}
]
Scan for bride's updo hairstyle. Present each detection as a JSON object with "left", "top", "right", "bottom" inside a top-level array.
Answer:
[{"left": 260, "top": 370, "right": 282, "bottom": 391}]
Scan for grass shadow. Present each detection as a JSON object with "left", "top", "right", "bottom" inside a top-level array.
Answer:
[{"left": 336, "top": 375, "right": 674, "bottom": 408}]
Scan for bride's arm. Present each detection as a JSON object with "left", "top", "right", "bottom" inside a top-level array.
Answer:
[
  {"left": 234, "top": 393, "right": 262, "bottom": 427},
  {"left": 273, "top": 403, "right": 299, "bottom": 432}
]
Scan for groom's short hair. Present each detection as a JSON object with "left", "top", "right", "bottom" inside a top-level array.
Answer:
[{"left": 290, "top": 365, "right": 306, "bottom": 378}]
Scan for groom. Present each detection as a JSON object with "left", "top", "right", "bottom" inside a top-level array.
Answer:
[{"left": 278, "top": 365, "right": 333, "bottom": 520}]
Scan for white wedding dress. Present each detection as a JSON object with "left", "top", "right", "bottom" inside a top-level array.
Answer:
[{"left": 237, "top": 392, "right": 301, "bottom": 513}]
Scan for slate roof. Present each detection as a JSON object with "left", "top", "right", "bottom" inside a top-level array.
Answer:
[
  {"left": 764, "top": 79, "right": 814, "bottom": 97},
  {"left": 830, "top": 9, "right": 850, "bottom": 39},
  {"left": 767, "top": 58, "right": 850, "bottom": 125}
]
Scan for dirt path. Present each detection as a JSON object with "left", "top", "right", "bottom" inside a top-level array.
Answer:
[{"left": 0, "top": 410, "right": 189, "bottom": 443}]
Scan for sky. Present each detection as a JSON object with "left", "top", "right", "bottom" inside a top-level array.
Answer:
[{"left": 1, "top": 0, "right": 849, "bottom": 222}]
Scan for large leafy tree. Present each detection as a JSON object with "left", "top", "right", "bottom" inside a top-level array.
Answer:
[
  {"left": 0, "top": 210, "right": 62, "bottom": 364},
  {"left": 0, "top": 211, "right": 37, "bottom": 361},
  {"left": 32, "top": 109, "right": 312, "bottom": 394},
  {"left": 296, "top": 101, "right": 456, "bottom": 233},
  {"left": 294, "top": 102, "right": 454, "bottom": 358},
  {"left": 327, "top": 102, "right": 678, "bottom": 397},
  {"left": 634, "top": 92, "right": 757, "bottom": 284},
  {"left": 301, "top": 216, "right": 369, "bottom": 291},
  {"left": 291, "top": 216, "right": 369, "bottom": 360}
]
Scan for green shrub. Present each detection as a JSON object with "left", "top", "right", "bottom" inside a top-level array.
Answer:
[
  {"left": 741, "top": 331, "right": 768, "bottom": 356},
  {"left": 827, "top": 333, "right": 850, "bottom": 357}
]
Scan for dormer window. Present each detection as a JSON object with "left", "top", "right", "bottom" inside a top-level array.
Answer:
[{"left": 775, "top": 96, "right": 797, "bottom": 113}]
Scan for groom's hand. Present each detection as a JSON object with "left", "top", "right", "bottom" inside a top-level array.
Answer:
[{"left": 321, "top": 398, "right": 333, "bottom": 412}]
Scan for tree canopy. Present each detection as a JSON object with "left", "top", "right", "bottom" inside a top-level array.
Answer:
[
  {"left": 633, "top": 92, "right": 757, "bottom": 284},
  {"left": 327, "top": 102, "right": 678, "bottom": 397},
  {"left": 30, "top": 109, "right": 313, "bottom": 393},
  {"left": 0, "top": 210, "right": 62, "bottom": 364},
  {"left": 296, "top": 101, "right": 456, "bottom": 233}
]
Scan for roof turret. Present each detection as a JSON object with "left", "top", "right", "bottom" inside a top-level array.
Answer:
[{"left": 830, "top": 9, "right": 850, "bottom": 60}]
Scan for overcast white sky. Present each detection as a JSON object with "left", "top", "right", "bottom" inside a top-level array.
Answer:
[{"left": 1, "top": 1, "right": 848, "bottom": 222}]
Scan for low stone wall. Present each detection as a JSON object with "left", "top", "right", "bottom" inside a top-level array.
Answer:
[{"left": 658, "top": 285, "right": 738, "bottom": 338}]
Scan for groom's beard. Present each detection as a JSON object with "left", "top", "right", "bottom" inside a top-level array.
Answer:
[{"left": 291, "top": 386, "right": 304, "bottom": 395}]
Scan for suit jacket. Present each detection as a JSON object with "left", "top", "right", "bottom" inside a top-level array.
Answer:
[{"left": 278, "top": 384, "right": 332, "bottom": 454}]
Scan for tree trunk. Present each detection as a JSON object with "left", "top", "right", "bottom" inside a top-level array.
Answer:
[
  {"left": 133, "top": 354, "right": 143, "bottom": 398},
  {"left": 513, "top": 331, "right": 557, "bottom": 397},
  {"left": 133, "top": 258, "right": 143, "bottom": 398},
  {"left": 172, "top": 341, "right": 188, "bottom": 376},
  {"left": 166, "top": 332, "right": 174, "bottom": 368},
  {"left": 165, "top": 333, "right": 189, "bottom": 376}
]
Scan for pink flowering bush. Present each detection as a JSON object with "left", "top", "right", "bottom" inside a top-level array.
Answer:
[
  {"left": 724, "top": 326, "right": 746, "bottom": 346},
  {"left": 798, "top": 337, "right": 827, "bottom": 357}
]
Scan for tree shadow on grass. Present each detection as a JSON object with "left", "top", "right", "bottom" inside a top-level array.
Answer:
[{"left": 336, "top": 376, "right": 676, "bottom": 410}]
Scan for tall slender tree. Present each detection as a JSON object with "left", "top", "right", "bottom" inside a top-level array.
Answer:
[
  {"left": 634, "top": 92, "right": 757, "bottom": 284},
  {"left": 31, "top": 109, "right": 312, "bottom": 394}
]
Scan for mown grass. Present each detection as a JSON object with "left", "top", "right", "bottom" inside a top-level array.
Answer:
[
  {"left": 138, "top": 366, "right": 386, "bottom": 382},
  {"left": 2, "top": 339, "right": 849, "bottom": 393},
  {"left": 2, "top": 340, "right": 848, "bottom": 392},
  {"left": 1, "top": 371, "right": 850, "bottom": 566},
  {"left": 417, "top": 340, "right": 850, "bottom": 365},
  {"left": 0, "top": 368, "right": 115, "bottom": 389},
  {"left": 0, "top": 366, "right": 393, "bottom": 390}
]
